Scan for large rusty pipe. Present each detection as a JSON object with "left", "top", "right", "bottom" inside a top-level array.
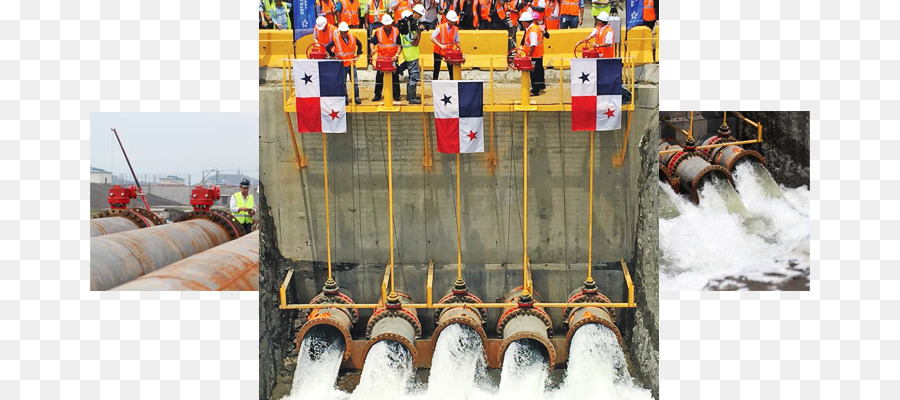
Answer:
[
  {"left": 562, "top": 287, "right": 622, "bottom": 356},
  {"left": 432, "top": 288, "right": 488, "bottom": 354},
  {"left": 659, "top": 140, "right": 733, "bottom": 203},
  {"left": 109, "top": 231, "right": 260, "bottom": 291},
  {"left": 90, "top": 208, "right": 164, "bottom": 237},
  {"left": 90, "top": 219, "right": 233, "bottom": 291},
  {"left": 296, "top": 288, "right": 360, "bottom": 361},
  {"left": 699, "top": 134, "right": 766, "bottom": 172},
  {"left": 496, "top": 287, "right": 556, "bottom": 368},
  {"left": 364, "top": 293, "right": 421, "bottom": 366}
]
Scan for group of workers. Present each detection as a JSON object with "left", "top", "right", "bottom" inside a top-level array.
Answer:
[{"left": 307, "top": 0, "right": 656, "bottom": 104}]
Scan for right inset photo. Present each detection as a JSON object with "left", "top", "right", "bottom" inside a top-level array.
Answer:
[{"left": 658, "top": 111, "right": 810, "bottom": 291}]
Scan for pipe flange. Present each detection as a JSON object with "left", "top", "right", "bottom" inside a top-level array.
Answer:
[
  {"left": 689, "top": 164, "right": 733, "bottom": 203},
  {"left": 296, "top": 307, "right": 354, "bottom": 361},
  {"left": 366, "top": 308, "right": 422, "bottom": 339},
  {"left": 497, "top": 331, "right": 556, "bottom": 369},
  {"left": 363, "top": 332, "right": 419, "bottom": 367},
  {"left": 497, "top": 307, "right": 553, "bottom": 339},
  {"left": 565, "top": 310, "right": 623, "bottom": 349},
  {"left": 95, "top": 208, "right": 163, "bottom": 229},
  {"left": 434, "top": 292, "right": 487, "bottom": 328},
  {"left": 431, "top": 312, "right": 489, "bottom": 360},
  {"left": 175, "top": 210, "right": 246, "bottom": 239},
  {"left": 561, "top": 291, "right": 614, "bottom": 329},
  {"left": 724, "top": 149, "right": 767, "bottom": 171},
  {"left": 310, "top": 291, "right": 360, "bottom": 325}
]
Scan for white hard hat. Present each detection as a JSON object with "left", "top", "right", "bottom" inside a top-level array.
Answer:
[
  {"left": 401, "top": 9, "right": 413, "bottom": 19},
  {"left": 338, "top": 22, "right": 350, "bottom": 32},
  {"left": 316, "top": 16, "right": 327, "bottom": 30},
  {"left": 518, "top": 11, "right": 533, "bottom": 22},
  {"left": 596, "top": 11, "right": 609, "bottom": 22},
  {"left": 381, "top": 14, "right": 393, "bottom": 25},
  {"left": 446, "top": 10, "right": 459, "bottom": 22},
  {"left": 413, "top": 4, "right": 426, "bottom": 15}
]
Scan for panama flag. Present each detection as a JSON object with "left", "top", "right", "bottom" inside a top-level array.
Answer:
[
  {"left": 571, "top": 58, "right": 623, "bottom": 132},
  {"left": 433, "top": 81, "right": 484, "bottom": 154},
  {"left": 293, "top": 59, "right": 347, "bottom": 133}
]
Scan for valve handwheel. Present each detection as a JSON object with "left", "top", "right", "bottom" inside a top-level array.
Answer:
[
  {"left": 507, "top": 48, "right": 534, "bottom": 71},
  {"left": 305, "top": 42, "right": 328, "bottom": 59},
  {"left": 574, "top": 41, "right": 600, "bottom": 58}
]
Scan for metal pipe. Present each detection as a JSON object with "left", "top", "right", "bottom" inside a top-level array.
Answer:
[
  {"left": 658, "top": 140, "right": 733, "bottom": 203},
  {"left": 109, "top": 231, "right": 260, "bottom": 291},
  {"left": 562, "top": 287, "right": 622, "bottom": 356},
  {"left": 496, "top": 287, "right": 555, "bottom": 368},
  {"left": 91, "top": 208, "right": 164, "bottom": 237},
  {"left": 699, "top": 134, "right": 766, "bottom": 172},
  {"left": 90, "top": 218, "right": 233, "bottom": 291},
  {"left": 364, "top": 292, "right": 421, "bottom": 366},
  {"left": 294, "top": 287, "right": 359, "bottom": 361},
  {"left": 90, "top": 217, "right": 142, "bottom": 237}
]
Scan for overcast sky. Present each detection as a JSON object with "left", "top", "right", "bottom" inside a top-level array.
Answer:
[{"left": 90, "top": 113, "right": 259, "bottom": 183}]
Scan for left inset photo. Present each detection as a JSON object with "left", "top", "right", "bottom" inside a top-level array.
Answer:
[{"left": 89, "top": 113, "right": 260, "bottom": 291}]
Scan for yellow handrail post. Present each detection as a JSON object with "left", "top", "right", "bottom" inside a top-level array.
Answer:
[
  {"left": 522, "top": 111, "right": 530, "bottom": 296},
  {"left": 455, "top": 153, "right": 463, "bottom": 281},
  {"left": 323, "top": 132, "right": 333, "bottom": 283},
  {"left": 587, "top": 130, "right": 594, "bottom": 282},
  {"left": 387, "top": 113, "right": 398, "bottom": 302}
]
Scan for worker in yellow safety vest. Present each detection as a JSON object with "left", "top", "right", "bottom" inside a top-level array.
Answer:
[
  {"left": 231, "top": 178, "right": 256, "bottom": 234},
  {"left": 576, "top": 11, "right": 613, "bottom": 58}
]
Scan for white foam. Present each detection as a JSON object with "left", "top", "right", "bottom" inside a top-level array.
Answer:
[
  {"left": 659, "top": 162, "right": 810, "bottom": 291},
  {"left": 352, "top": 340, "right": 415, "bottom": 400},
  {"left": 283, "top": 333, "right": 347, "bottom": 400}
]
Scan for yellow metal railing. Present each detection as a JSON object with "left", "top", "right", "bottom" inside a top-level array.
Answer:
[
  {"left": 659, "top": 112, "right": 764, "bottom": 156},
  {"left": 279, "top": 258, "right": 636, "bottom": 310}
]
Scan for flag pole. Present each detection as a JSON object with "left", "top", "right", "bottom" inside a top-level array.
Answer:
[{"left": 387, "top": 113, "right": 399, "bottom": 304}]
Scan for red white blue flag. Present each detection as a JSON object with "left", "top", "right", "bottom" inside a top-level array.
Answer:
[
  {"left": 293, "top": 59, "right": 347, "bottom": 133},
  {"left": 571, "top": 58, "right": 623, "bottom": 132},
  {"left": 433, "top": 81, "right": 484, "bottom": 154}
]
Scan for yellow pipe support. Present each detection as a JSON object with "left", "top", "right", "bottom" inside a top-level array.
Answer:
[
  {"left": 489, "top": 58, "right": 494, "bottom": 105},
  {"left": 587, "top": 130, "right": 594, "bottom": 276},
  {"left": 285, "top": 112, "right": 308, "bottom": 169},
  {"left": 452, "top": 66, "right": 462, "bottom": 80},
  {"left": 323, "top": 132, "right": 333, "bottom": 280},
  {"left": 426, "top": 260, "right": 434, "bottom": 306},
  {"left": 455, "top": 153, "right": 462, "bottom": 281},
  {"left": 657, "top": 139, "right": 765, "bottom": 156},
  {"left": 522, "top": 111, "right": 530, "bottom": 296},
  {"left": 559, "top": 57, "right": 564, "bottom": 105},
  {"left": 486, "top": 112, "right": 497, "bottom": 167},
  {"left": 381, "top": 264, "right": 390, "bottom": 304},
  {"left": 612, "top": 109, "right": 633, "bottom": 167},
  {"left": 281, "top": 301, "right": 637, "bottom": 310},
  {"left": 385, "top": 72, "right": 394, "bottom": 108},
  {"left": 387, "top": 113, "right": 396, "bottom": 297},
  {"left": 280, "top": 269, "right": 293, "bottom": 309},
  {"left": 521, "top": 71, "right": 531, "bottom": 108},
  {"left": 687, "top": 112, "right": 694, "bottom": 142},
  {"left": 621, "top": 259, "right": 635, "bottom": 307},
  {"left": 422, "top": 109, "right": 432, "bottom": 168}
]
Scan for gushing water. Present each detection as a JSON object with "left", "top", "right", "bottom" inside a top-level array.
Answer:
[
  {"left": 352, "top": 340, "right": 415, "bottom": 400},
  {"left": 497, "top": 340, "right": 548, "bottom": 400},
  {"left": 659, "top": 161, "right": 810, "bottom": 291},
  {"left": 552, "top": 324, "right": 652, "bottom": 400},
  {"left": 424, "top": 324, "right": 488, "bottom": 399},
  {"left": 284, "top": 329, "right": 345, "bottom": 399}
]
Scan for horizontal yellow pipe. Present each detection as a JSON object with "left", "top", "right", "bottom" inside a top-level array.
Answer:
[
  {"left": 279, "top": 301, "right": 635, "bottom": 310},
  {"left": 657, "top": 138, "right": 763, "bottom": 155}
]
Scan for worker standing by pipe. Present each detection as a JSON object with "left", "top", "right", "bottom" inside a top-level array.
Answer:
[{"left": 230, "top": 178, "right": 256, "bottom": 233}]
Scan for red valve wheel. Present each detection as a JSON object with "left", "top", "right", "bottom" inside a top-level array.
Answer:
[{"left": 305, "top": 43, "right": 328, "bottom": 59}]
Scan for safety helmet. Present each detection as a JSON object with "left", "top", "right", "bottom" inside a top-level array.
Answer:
[
  {"left": 518, "top": 12, "right": 533, "bottom": 22},
  {"left": 338, "top": 22, "right": 350, "bottom": 32},
  {"left": 596, "top": 11, "right": 609, "bottom": 22},
  {"left": 446, "top": 10, "right": 459, "bottom": 22},
  {"left": 381, "top": 14, "right": 393, "bottom": 25},
  {"left": 401, "top": 9, "right": 413, "bottom": 19},
  {"left": 532, "top": 11, "right": 542, "bottom": 21},
  {"left": 316, "top": 16, "right": 327, "bottom": 30},
  {"left": 240, "top": 178, "right": 250, "bottom": 188},
  {"left": 413, "top": 4, "right": 426, "bottom": 15}
]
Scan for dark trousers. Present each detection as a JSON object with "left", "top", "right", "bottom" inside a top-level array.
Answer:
[
  {"left": 341, "top": 65, "right": 361, "bottom": 102},
  {"left": 433, "top": 52, "right": 456, "bottom": 80},
  {"left": 375, "top": 70, "right": 401, "bottom": 99},
  {"left": 241, "top": 223, "right": 253, "bottom": 234},
  {"left": 530, "top": 57, "right": 544, "bottom": 94},
  {"left": 560, "top": 14, "right": 579, "bottom": 29},
  {"left": 478, "top": 20, "right": 491, "bottom": 30}
]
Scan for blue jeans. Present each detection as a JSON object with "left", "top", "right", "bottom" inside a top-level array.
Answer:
[
  {"left": 560, "top": 14, "right": 579, "bottom": 29},
  {"left": 341, "top": 65, "right": 360, "bottom": 101}
]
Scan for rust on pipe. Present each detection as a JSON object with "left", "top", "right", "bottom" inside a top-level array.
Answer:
[
  {"left": 90, "top": 219, "right": 233, "bottom": 291},
  {"left": 562, "top": 286, "right": 622, "bottom": 356},
  {"left": 658, "top": 139, "right": 733, "bottom": 203},
  {"left": 364, "top": 292, "right": 421, "bottom": 366},
  {"left": 496, "top": 287, "right": 556, "bottom": 368},
  {"left": 699, "top": 134, "right": 766, "bottom": 172},
  {"left": 295, "top": 287, "right": 360, "bottom": 361},
  {"left": 109, "top": 231, "right": 260, "bottom": 291},
  {"left": 90, "top": 208, "right": 164, "bottom": 237},
  {"left": 431, "top": 287, "right": 488, "bottom": 356}
]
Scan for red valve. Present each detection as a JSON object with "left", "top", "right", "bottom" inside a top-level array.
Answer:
[
  {"left": 442, "top": 44, "right": 466, "bottom": 65},
  {"left": 108, "top": 185, "right": 138, "bottom": 209},
  {"left": 374, "top": 56, "right": 396, "bottom": 72},
  {"left": 574, "top": 42, "right": 600, "bottom": 59},
  {"left": 305, "top": 43, "right": 328, "bottom": 59},
  {"left": 190, "top": 185, "right": 221, "bottom": 211},
  {"left": 507, "top": 48, "right": 534, "bottom": 71}
]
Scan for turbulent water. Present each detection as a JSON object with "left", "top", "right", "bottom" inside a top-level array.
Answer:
[
  {"left": 552, "top": 324, "right": 652, "bottom": 400},
  {"left": 286, "top": 324, "right": 653, "bottom": 400},
  {"left": 659, "top": 161, "right": 810, "bottom": 291},
  {"left": 283, "top": 330, "right": 346, "bottom": 399}
]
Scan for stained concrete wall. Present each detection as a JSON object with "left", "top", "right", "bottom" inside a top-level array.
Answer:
[{"left": 261, "top": 87, "right": 658, "bottom": 266}]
